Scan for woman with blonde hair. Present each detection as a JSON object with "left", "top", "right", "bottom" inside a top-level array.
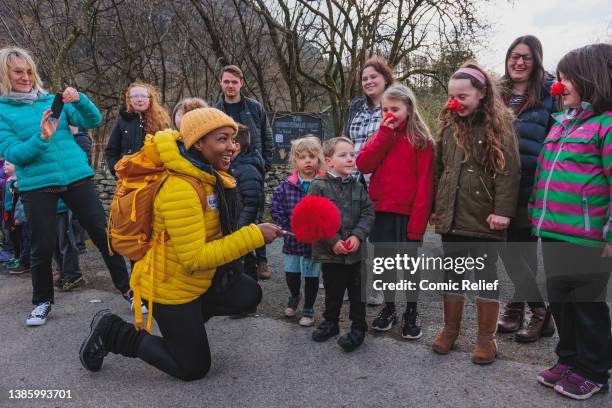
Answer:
[
  {"left": 105, "top": 82, "right": 170, "bottom": 176},
  {"left": 0, "top": 46, "right": 131, "bottom": 326}
]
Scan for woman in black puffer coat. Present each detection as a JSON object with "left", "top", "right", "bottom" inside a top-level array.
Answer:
[
  {"left": 105, "top": 82, "right": 170, "bottom": 176},
  {"left": 497, "top": 35, "right": 557, "bottom": 343}
]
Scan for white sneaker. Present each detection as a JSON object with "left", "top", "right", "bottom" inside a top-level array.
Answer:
[
  {"left": 284, "top": 306, "right": 298, "bottom": 317},
  {"left": 367, "top": 289, "right": 384, "bottom": 306},
  {"left": 26, "top": 301, "right": 51, "bottom": 326},
  {"left": 299, "top": 316, "right": 314, "bottom": 327},
  {"left": 343, "top": 290, "right": 349, "bottom": 301}
]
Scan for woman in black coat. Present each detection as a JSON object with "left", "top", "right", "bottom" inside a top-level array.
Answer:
[
  {"left": 497, "top": 35, "right": 556, "bottom": 342},
  {"left": 105, "top": 82, "right": 170, "bottom": 176}
]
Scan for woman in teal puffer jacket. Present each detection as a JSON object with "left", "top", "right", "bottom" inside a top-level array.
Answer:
[{"left": 0, "top": 47, "right": 131, "bottom": 327}]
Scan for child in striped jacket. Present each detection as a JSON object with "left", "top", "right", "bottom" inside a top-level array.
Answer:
[{"left": 529, "top": 43, "right": 612, "bottom": 400}]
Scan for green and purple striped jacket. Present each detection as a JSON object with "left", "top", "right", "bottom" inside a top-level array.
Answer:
[{"left": 529, "top": 103, "right": 612, "bottom": 247}]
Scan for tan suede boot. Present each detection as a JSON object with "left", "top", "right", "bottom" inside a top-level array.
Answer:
[
  {"left": 472, "top": 298, "right": 500, "bottom": 365},
  {"left": 432, "top": 294, "right": 464, "bottom": 354}
]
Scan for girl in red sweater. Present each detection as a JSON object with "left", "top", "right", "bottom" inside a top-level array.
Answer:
[{"left": 356, "top": 84, "right": 434, "bottom": 339}]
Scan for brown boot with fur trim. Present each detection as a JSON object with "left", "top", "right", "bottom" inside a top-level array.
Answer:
[
  {"left": 432, "top": 294, "right": 464, "bottom": 354},
  {"left": 472, "top": 298, "right": 499, "bottom": 365}
]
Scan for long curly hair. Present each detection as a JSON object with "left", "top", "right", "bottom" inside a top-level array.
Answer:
[
  {"left": 124, "top": 82, "right": 170, "bottom": 134},
  {"left": 438, "top": 62, "right": 516, "bottom": 176}
]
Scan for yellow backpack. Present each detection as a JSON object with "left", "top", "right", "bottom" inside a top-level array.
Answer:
[{"left": 107, "top": 134, "right": 205, "bottom": 260}]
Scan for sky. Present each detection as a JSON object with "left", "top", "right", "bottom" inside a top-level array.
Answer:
[{"left": 475, "top": 0, "right": 612, "bottom": 74}]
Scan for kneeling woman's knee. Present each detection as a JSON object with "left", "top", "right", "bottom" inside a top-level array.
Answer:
[
  {"left": 177, "top": 359, "right": 211, "bottom": 382},
  {"left": 243, "top": 277, "right": 262, "bottom": 309}
]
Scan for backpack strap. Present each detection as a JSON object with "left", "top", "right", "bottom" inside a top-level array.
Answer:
[{"left": 172, "top": 173, "right": 207, "bottom": 213}]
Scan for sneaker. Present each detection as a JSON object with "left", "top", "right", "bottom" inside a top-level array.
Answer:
[
  {"left": 79, "top": 309, "right": 112, "bottom": 372},
  {"left": 312, "top": 320, "right": 340, "bottom": 342},
  {"left": 8, "top": 263, "right": 29, "bottom": 275},
  {"left": 299, "top": 308, "right": 315, "bottom": 326},
  {"left": 123, "top": 290, "right": 148, "bottom": 315},
  {"left": 26, "top": 301, "right": 51, "bottom": 326},
  {"left": 337, "top": 328, "right": 365, "bottom": 352},
  {"left": 366, "top": 289, "right": 384, "bottom": 306},
  {"left": 61, "top": 276, "right": 86, "bottom": 291},
  {"left": 3, "top": 258, "right": 20, "bottom": 269},
  {"left": 372, "top": 304, "right": 398, "bottom": 331},
  {"left": 537, "top": 363, "right": 573, "bottom": 388},
  {"left": 284, "top": 295, "right": 300, "bottom": 318},
  {"left": 401, "top": 308, "right": 422, "bottom": 340},
  {"left": 554, "top": 372, "right": 609, "bottom": 400},
  {"left": 343, "top": 290, "right": 349, "bottom": 302}
]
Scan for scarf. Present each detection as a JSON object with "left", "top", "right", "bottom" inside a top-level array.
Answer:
[
  {"left": 178, "top": 141, "right": 243, "bottom": 291},
  {"left": 3, "top": 90, "right": 46, "bottom": 104}
]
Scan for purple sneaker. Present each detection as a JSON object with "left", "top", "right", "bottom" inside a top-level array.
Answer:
[
  {"left": 0, "top": 250, "right": 14, "bottom": 262},
  {"left": 537, "top": 363, "right": 572, "bottom": 388},
  {"left": 554, "top": 372, "right": 609, "bottom": 400}
]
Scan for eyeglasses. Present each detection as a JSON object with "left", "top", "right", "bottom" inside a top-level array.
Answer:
[
  {"left": 129, "top": 95, "right": 150, "bottom": 100},
  {"left": 509, "top": 53, "right": 533, "bottom": 63}
]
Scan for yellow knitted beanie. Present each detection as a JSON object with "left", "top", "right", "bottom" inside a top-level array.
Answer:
[{"left": 179, "top": 108, "right": 239, "bottom": 150}]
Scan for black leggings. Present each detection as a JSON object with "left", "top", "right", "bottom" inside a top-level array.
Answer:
[{"left": 137, "top": 274, "right": 262, "bottom": 381}]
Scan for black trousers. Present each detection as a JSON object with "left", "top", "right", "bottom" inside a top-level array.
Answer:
[
  {"left": 497, "top": 224, "right": 544, "bottom": 306},
  {"left": 21, "top": 180, "right": 130, "bottom": 304},
  {"left": 541, "top": 239, "right": 612, "bottom": 383},
  {"left": 137, "top": 274, "right": 262, "bottom": 381},
  {"left": 322, "top": 262, "right": 366, "bottom": 331}
]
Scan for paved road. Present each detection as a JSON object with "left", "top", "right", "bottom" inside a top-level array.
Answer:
[{"left": 0, "top": 240, "right": 609, "bottom": 407}]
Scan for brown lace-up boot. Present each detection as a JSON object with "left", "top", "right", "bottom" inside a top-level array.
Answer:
[
  {"left": 432, "top": 294, "right": 464, "bottom": 354},
  {"left": 497, "top": 302, "right": 525, "bottom": 333},
  {"left": 515, "top": 306, "right": 555, "bottom": 343}
]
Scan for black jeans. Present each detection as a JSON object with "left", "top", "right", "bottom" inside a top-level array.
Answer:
[
  {"left": 322, "top": 262, "right": 366, "bottom": 331},
  {"left": 21, "top": 180, "right": 130, "bottom": 304},
  {"left": 137, "top": 274, "right": 262, "bottom": 381},
  {"left": 541, "top": 239, "right": 612, "bottom": 383},
  {"left": 441, "top": 234, "right": 500, "bottom": 300},
  {"left": 497, "top": 224, "right": 544, "bottom": 306}
]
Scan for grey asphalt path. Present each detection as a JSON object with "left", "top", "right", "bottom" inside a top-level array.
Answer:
[{"left": 0, "top": 268, "right": 607, "bottom": 408}]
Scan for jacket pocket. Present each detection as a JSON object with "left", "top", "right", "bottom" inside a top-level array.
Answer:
[{"left": 582, "top": 194, "right": 591, "bottom": 231}]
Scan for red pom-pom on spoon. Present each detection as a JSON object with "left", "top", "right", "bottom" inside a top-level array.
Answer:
[
  {"left": 384, "top": 112, "right": 395, "bottom": 120},
  {"left": 550, "top": 81, "right": 565, "bottom": 97},
  {"left": 291, "top": 196, "right": 341, "bottom": 244},
  {"left": 447, "top": 99, "right": 462, "bottom": 112},
  {"left": 341, "top": 240, "right": 353, "bottom": 250}
]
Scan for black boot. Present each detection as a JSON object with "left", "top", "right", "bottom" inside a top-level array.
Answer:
[
  {"left": 79, "top": 310, "right": 146, "bottom": 372},
  {"left": 337, "top": 327, "right": 365, "bottom": 352},
  {"left": 312, "top": 320, "right": 339, "bottom": 342}
]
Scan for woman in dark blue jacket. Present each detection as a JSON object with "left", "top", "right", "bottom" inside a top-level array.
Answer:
[{"left": 497, "top": 35, "right": 556, "bottom": 342}]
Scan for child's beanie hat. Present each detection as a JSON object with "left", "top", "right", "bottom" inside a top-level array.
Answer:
[{"left": 179, "top": 108, "right": 239, "bottom": 150}]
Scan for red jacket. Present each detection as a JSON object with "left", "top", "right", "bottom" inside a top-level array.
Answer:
[{"left": 356, "top": 124, "right": 434, "bottom": 240}]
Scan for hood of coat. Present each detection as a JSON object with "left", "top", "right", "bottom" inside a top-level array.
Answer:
[
  {"left": 232, "top": 150, "right": 265, "bottom": 174},
  {"left": 153, "top": 129, "right": 236, "bottom": 189}
]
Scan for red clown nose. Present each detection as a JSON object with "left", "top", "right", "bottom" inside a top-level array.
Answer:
[
  {"left": 447, "top": 98, "right": 462, "bottom": 112},
  {"left": 291, "top": 196, "right": 341, "bottom": 244},
  {"left": 550, "top": 82, "right": 565, "bottom": 97}
]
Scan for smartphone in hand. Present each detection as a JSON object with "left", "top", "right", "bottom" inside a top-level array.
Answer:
[{"left": 50, "top": 92, "right": 64, "bottom": 119}]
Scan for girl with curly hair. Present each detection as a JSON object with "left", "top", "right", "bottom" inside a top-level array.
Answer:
[
  {"left": 105, "top": 82, "right": 170, "bottom": 177},
  {"left": 431, "top": 62, "right": 521, "bottom": 365}
]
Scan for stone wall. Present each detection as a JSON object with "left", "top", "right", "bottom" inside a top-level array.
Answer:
[
  {"left": 94, "top": 170, "right": 116, "bottom": 212},
  {"left": 94, "top": 165, "right": 291, "bottom": 214}
]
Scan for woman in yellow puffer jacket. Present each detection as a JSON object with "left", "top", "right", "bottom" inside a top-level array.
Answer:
[{"left": 79, "top": 108, "right": 283, "bottom": 380}]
